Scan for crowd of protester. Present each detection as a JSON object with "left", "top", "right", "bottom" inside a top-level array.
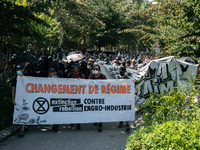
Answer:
[
  {"left": 4, "top": 47, "right": 200, "bottom": 138},
  {"left": 8, "top": 49, "right": 154, "bottom": 78},
  {"left": 8, "top": 48, "right": 156, "bottom": 137}
]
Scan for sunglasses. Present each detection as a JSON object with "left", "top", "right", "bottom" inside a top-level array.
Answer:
[
  {"left": 93, "top": 66, "right": 99, "bottom": 69},
  {"left": 93, "top": 69, "right": 99, "bottom": 70}
]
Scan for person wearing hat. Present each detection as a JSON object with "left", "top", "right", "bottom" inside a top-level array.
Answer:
[
  {"left": 67, "top": 62, "right": 85, "bottom": 129},
  {"left": 67, "top": 62, "right": 85, "bottom": 79},
  {"left": 117, "top": 66, "right": 135, "bottom": 133},
  {"left": 88, "top": 64, "right": 107, "bottom": 80},
  {"left": 48, "top": 68, "right": 58, "bottom": 78},
  {"left": 88, "top": 63, "right": 107, "bottom": 132},
  {"left": 11, "top": 65, "right": 27, "bottom": 137}
]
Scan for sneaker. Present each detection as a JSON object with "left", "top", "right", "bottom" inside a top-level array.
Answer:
[
  {"left": 126, "top": 124, "right": 130, "bottom": 133},
  {"left": 18, "top": 129, "right": 25, "bottom": 138},
  {"left": 98, "top": 123, "right": 102, "bottom": 132},
  {"left": 76, "top": 124, "right": 81, "bottom": 129},
  {"left": 118, "top": 122, "right": 123, "bottom": 128}
]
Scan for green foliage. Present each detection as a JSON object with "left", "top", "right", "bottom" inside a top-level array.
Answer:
[
  {"left": 125, "top": 0, "right": 200, "bottom": 57},
  {"left": 0, "top": 86, "right": 13, "bottom": 131},
  {"left": 126, "top": 120, "right": 200, "bottom": 150},
  {"left": 126, "top": 83, "right": 200, "bottom": 149},
  {"left": 141, "top": 86, "right": 200, "bottom": 126},
  {"left": 0, "top": 0, "right": 49, "bottom": 37}
]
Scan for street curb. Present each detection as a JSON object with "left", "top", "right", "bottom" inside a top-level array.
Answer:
[{"left": 0, "top": 125, "right": 21, "bottom": 143}]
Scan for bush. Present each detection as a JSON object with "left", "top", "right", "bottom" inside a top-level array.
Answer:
[
  {"left": 140, "top": 86, "right": 200, "bottom": 126},
  {"left": 126, "top": 120, "right": 200, "bottom": 150},
  {"left": 0, "top": 85, "right": 14, "bottom": 130},
  {"left": 127, "top": 84, "right": 200, "bottom": 149}
]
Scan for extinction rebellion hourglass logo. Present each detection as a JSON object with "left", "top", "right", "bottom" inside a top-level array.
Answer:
[{"left": 33, "top": 97, "right": 50, "bottom": 114}]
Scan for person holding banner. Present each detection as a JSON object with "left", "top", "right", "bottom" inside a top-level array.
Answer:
[
  {"left": 11, "top": 65, "right": 27, "bottom": 137},
  {"left": 48, "top": 68, "right": 59, "bottom": 132},
  {"left": 67, "top": 62, "right": 85, "bottom": 129},
  {"left": 88, "top": 63, "right": 107, "bottom": 132},
  {"left": 117, "top": 66, "right": 133, "bottom": 132},
  {"left": 67, "top": 62, "right": 85, "bottom": 79}
]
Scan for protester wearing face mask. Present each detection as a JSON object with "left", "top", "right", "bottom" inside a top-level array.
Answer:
[
  {"left": 11, "top": 65, "right": 27, "bottom": 137},
  {"left": 12, "top": 65, "right": 24, "bottom": 105},
  {"left": 117, "top": 67, "right": 135, "bottom": 133},
  {"left": 88, "top": 64, "right": 107, "bottom": 132},
  {"left": 88, "top": 64, "right": 107, "bottom": 80},
  {"left": 29, "top": 64, "right": 44, "bottom": 77}
]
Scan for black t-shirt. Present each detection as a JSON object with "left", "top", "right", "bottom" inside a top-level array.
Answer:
[{"left": 11, "top": 77, "right": 17, "bottom": 87}]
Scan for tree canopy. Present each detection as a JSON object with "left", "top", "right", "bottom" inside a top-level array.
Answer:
[{"left": 0, "top": 0, "right": 199, "bottom": 56}]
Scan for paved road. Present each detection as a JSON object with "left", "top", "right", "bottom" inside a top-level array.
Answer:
[{"left": 0, "top": 122, "right": 135, "bottom": 150}]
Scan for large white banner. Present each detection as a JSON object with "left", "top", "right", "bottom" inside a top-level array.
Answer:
[
  {"left": 101, "top": 56, "right": 198, "bottom": 107},
  {"left": 13, "top": 77, "right": 135, "bottom": 125}
]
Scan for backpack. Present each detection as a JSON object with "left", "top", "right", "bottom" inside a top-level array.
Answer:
[{"left": 91, "top": 73, "right": 103, "bottom": 79}]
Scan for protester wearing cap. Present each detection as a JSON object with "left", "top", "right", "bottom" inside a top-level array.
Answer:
[
  {"left": 88, "top": 63, "right": 107, "bottom": 132},
  {"left": 117, "top": 66, "right": 135, "bottom": 132},
  {"left": 67, "top": 62, "right": 85, "bottom": 79},
  {"left": 88, "top": 64, "right": 107, "bottom": 80},
  {"left": 48, "top": 68, "right": 58, "bottom": 78},
  {"left": 11, "top": 65, "right": 27, "bottom": 137},
  {"left": 67, "top": 62, "right": 85, "bottom": 130}
]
